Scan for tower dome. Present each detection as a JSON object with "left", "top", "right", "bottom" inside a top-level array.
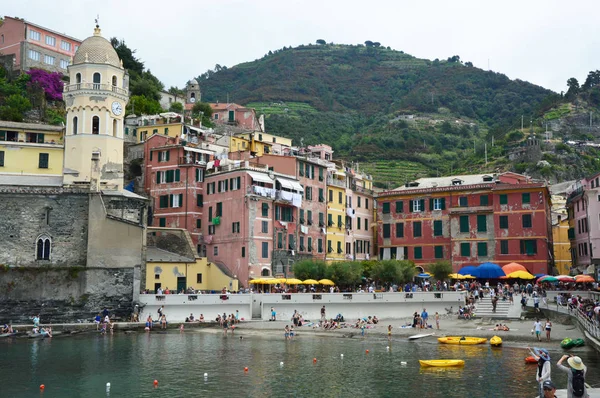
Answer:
[{"left": 72, "top": 25, "right": 121, "bottom": 68}]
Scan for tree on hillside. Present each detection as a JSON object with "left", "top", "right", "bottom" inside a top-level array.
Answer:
[
  {"left": 364, "top": 40, "right": 374, "bottom": 47},
  {"left": 192, "top": 102, "right": 215, "bottom": 127},
  {"left": 110, "top": 38, "right": 144, "bottom": 74},
  {"left": 447, "top": 55, "right": 461, "bottom": 63},
  {"left": 169, "top": 102, "right": 184, "bottom": 113},
  {"left": 582, "top": 70, "right": 600, "bottom": 90},
  {"left": 127, "top": 95, "right": 162, "bottom": 116},
  {"left": 0, "top": 94, "right": 31, "bottom": 122},
  {"left": 316, "top": 39, "right": 326, "bottom": 45},
  {"left": 566, "top": 77, "right": 580, "bottom": 99},
  {"left": 373, "top": 42, "right": 381, "bottom": 47},
  {"left": 465, "top": 61, "right": 473, "bottom": 67}
]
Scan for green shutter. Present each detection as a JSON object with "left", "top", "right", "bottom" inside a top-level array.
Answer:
[
  {"left": 166, "top": 150, "right": 170, "bottom": 161},
  {"left": 460, "top": 242, "right": 470, "bottom": 257},
  {"left": 500, "top": 194, "right": 507, "bottom": 205},
  {"left": 396, "top": 222, "right": 404, "bottom": 238},
  {"left": 396, "top": 201, "right": 403, "bottom": 213},
  {"left": 477, "top": 215, "right": 487, "bottom": 232},
  {"left": 383, "top": 202, "right": 390, "bottom": 214},
  {"left": 441, "top": 198, "right": 446, "bottom": 210},
  {"left": 169, "top": 194, "right": 173, "bottom": 207},
  {"left": 156, "top": 172, "right": 160, "bottom": 184},
  {"left": 420, "top": 199, "right": 425, "bottom": 211},
  {"left": 460, "top": 215, "right": 469, "bottom": 232},
  {"left": 209, "top": 207, "right": 213, "bottom": 220},
  {"left": 197, "top": 194, "right": 203, "bottom": 207},
  {"left": 196, "top": 168, "right": 200, "bottom": 182},
  {"left": 522, "top": 193, "right": 530, "bottom": 204},
  {"left": 433, "top": 220, "right": 442, "bottom": 236},
  {"left": 477, "top": 242, "right": 488, "bottom": 256},
  {"left": 434, "top": 246, "right": 443, "bottom": 259},
  {"left": 175, "top": 169, "right": 180, "bottom": 182},
  {"left": 275, "top": 206, "right": 280, "bottom": 220},
  {"left": 414, "top": 247, "right": 422, "bottom": 259},
  {"left": 429, "top": 198, "right": 434, "bottom": 211},
  {"left": 159, "top": 218, "right": 166, "bottom": 227},
  {"left": 179, "top": 194, "right": 183, "bottom": 206},
  {"left": 409, "top": 200, "right": 414, "bottom": 212},
  {"left": 237, "top": 176, "right": 241, "bottom": 189},
  {"left": 383, "top": 224, "right": 390, "bottom": 238},
  {"left": 499, "top": 216, "right": 508, "bottom": 229}
]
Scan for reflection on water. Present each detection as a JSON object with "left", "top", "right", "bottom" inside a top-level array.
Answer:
[{"left": 0, "top": 332, "right": 598, "bottom": 397}]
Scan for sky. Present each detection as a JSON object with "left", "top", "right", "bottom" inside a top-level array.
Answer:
[{"left": 5, "top": 0, "right": 600, "bottom": 93}]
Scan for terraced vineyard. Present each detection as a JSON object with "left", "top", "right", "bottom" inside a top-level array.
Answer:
[{"left": 358, "top": 160, "right": 432, "bottom": 189}]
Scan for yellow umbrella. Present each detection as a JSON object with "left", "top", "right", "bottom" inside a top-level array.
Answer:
[
  {"left": 504, "top": 270, "right": 535, "bottom": 279},
  {"left": 263, "top": 279, "right": 283, "bottom": 284},
  {"left": 249, "top": 279, "right": 264, "bottom": 284},
  {"left": 318, "top": 279, "right": 335, "bottom": 286},
  {"left": 281, "top": 278, "right": 303, "bottom": 284},
  {"left": 462, "top": 274, "right": 476, "bottom": 279},
  {"left": 302, "top": 279, "right": 319, "bottom": 285},
  {"left": 448, "top": 273, "right": 466, "bottom": 279}
]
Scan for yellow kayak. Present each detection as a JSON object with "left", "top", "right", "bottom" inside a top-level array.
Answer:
[
  {"left": 419, "top": 359, "right": 465, "bottom": 367},
  {"left": 490, "top": 336, "right": 502, "bottom": 346},
  {"left": 438, "top": 336, "right": 487, "bottom": 345}
]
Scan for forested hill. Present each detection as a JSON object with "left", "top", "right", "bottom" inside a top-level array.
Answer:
[{"left": 196, "top": 43, "right": 555, "bottom": 186}]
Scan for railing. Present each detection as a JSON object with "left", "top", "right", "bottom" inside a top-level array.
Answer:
[
  {"left": 179, "top": 156, "right": 207, "bottom": 166},
  {"left": 327, "top": 177, "right": 346, "bottom": 188},
  {"left": 64, "top": 83, "right": 128, "bottom": 96}
]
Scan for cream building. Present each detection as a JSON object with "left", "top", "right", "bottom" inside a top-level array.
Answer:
[{"left": 63, "top": 24, "right": 129, "bottom": 190}]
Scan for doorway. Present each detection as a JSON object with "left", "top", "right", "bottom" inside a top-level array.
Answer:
[{"left": 177, "top": 276, "right": 186, "bottom": 293}]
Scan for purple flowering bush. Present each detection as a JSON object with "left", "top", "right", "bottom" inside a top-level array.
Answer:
[{"left": 26, "top": 69, "right": 64, "bottom": 101}]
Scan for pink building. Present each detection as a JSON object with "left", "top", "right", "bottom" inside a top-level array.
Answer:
[
  {"left": 0, "top": 16, "right": 81, "bottom": 73},
  {"left": 143, "top": 134, "right": 212, "bottom": 249},
  {"left": 567, "top": 172, "right": 600, "bottom": 275},
  {"left": 347, "top": 173, "right": 374, "bottom": 260}
]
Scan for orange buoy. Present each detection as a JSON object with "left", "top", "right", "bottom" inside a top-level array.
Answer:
[
  {"left": 153, "top": 379, "right": 158, "bottom": 386},
  {"left": 366, "top": 349, "right": 369, "bottom": 354},
  {"left": 313, "top": 357, "right": 317, "bottom": 363},
  {"left": 244, "top": 367, "right": 249, "bottom": 372},
  {"left": 40, "top": 384, "right": 45, "bottom": 390}
]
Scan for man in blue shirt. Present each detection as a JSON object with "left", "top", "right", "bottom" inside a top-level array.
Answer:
[{"left": 421, "top": 308, "right": 429, "bottom": 328}]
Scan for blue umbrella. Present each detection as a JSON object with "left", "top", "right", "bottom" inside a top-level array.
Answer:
[
  {"left": 534, "top": 273, "right": 546, "bottom": 278},
  {"left": 458, "top": 265, "right": 478, "bottom": 275},
  {"left": 472, "top": 262, "right": 506, "bottom": 279},
  {"left": 417, "top": 273, "right": 431, "bottom": 278}
]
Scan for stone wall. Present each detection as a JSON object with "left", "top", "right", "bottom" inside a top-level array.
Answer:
[
  {"left": 0, "top": 267, "right": 135, "bottom": 324},
  {"left": 0, "top": 188, "right": 89, "bottom": 267}
]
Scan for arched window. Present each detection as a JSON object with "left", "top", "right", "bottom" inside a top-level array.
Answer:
[
  {"left": 112, "top": 75, "right": 117, "bottom": 88},
  {"left": 36, "top": 235, "right": 51, "bottom": 260},
  {"left": 75, "top": 73, "right": 81, "bottom": 89},
  {"left": 261, "top": 268, "right": 270, "bottom": 277},
  {"left": 93, "top": 72, "right": 101, "bottom": 89},
  {"left": 190, "top": 92, "right": 196, "bottom": 100},
  {"left": 112, "top": 119, "right": 117, "bottom": 137},
  {"left": 72, "top": 116, "right": 78, "bottom": 135},
  {"left": 92, "top": 116, "right": 100, "bottom": 134}
]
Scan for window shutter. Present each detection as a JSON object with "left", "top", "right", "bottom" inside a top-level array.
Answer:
[
  {"left": 179, "top": 194, "right": 183, "bottom": 206},
  {"left": 409, "top": 200, "right": 414, "bottom": 212},
  {"left": 420, "top": 199, "right": 425, "bottom": 211},
  {"left": 150, "top": 151, "right": 153, "bottom": 161},
  {"left": 165, "top": 150, "right": 170, "bottom": 161},
  {"left": 429, "top": 198, "right": 434, "bottom": 211},
  {"left": 169, "top": 194, "right": 173, "bottom": 207},
  {"left": 441, "top": 198, "right": 446, "bottom": 210},
  {"left": 156, "top": 172, "right": 160, "bottom": 184},
  {"left": 237, "top": 176, "right": 241, "bottom": 189},
  {"left": 197, "top": 194, "right": 203, "bottom": 207},
  {"left": 175, "top": 169, "right": 180, "bottom": 182},
  {"left": 195, "top": 168, "right": 199, "bottom": 182}
]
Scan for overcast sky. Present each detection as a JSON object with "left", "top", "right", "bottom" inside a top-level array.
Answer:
[{"left": 6, "top": 0, "right": 599, "bottom": 94}]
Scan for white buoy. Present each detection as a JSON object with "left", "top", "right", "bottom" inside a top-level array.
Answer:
[
  {"left": 106, "top": 383, "right": 111, "bottom": 388},
  {"left": 386, "top": 346, "right": 390, "bottom": 350},
  {"left": 340, "top": 354, "right": 344, "bottom": 358},
  {"left": 401, "top": 361, "right": 407, "bottom": 365},
  {"left": 204, "top": 373, "right": 208, "bottom": 377},
  {"left": 280, "top": 362, "right": 284, "bottom": 366}
]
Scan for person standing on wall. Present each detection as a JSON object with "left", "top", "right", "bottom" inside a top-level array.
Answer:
[
  {"left": 557, "top": 355, "right": 587, "bottom": 398},
  {"left": 321, "top": 306, "right": 326, "bottom": 324}
]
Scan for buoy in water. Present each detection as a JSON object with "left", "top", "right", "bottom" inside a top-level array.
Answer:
[
  {"left": 204, "top": 373, "right": 208, "bottom": 377},
  {"left": 244, "top": 367, "right": 249, "bottom": 372},
  {"left": 280, "top": 362, "right": 284, "bottom": 366},
  {"left": 40, "top": 384, "right": 45, "bottom": 390},
  {"left": 401, "top": 361, "right": 407, "bottom": 365},
  {"left": 106, "top": 382, "right": 111, "bottom": 388},
  {"left": 340, "top": 354, "right": 344, "bottom": 358},
  {"left": 366, "top": 349, "right": 369, "bottom": 354},
  {"left": 153, "top": 380, "right": 158, "bottom": 386},
  {"left": 313, "top": 358, "right": 317, "bottom": 363}
]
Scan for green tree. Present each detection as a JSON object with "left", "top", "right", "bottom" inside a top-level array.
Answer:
[
  {"left": 428, "top": 260, "right": 452, "bottom": 281},
  {"left": 566, "top": 77, "right": 580, "bottom": 99},
  {"left": 192, "top": 102, "right": 215, "bottom": 127},
  {"left": 169, "top": 102, "right": 184, "bottom": 113},
  {"left": 364, "top": 40, "right": 374, "bottom": 47},
  {"left": 397, "top": 260, "right": 417, "bottom": 283},
  {"left": 110, "top": 38, "right": 144, "bottom": 74},
  {"left": 316, "top": 39, "right": 326, "bottom": 45},
  {"left": 372, "top": 260, "right": 402, "bottom": 284},
  {"left": 292, "top": 260, "right": 327, "bottom": 280},
  {"left": 360, "top": 260, "right": 378, "bottom": 279},
  {"left": 327, "top": 261, "right": 362, "bottom": 288},
  {"left": 127, "top": 95, "right": 162, "bottom": 115},
  {"left": 0, "top": 94, "right": 31, "bottom": 121}
]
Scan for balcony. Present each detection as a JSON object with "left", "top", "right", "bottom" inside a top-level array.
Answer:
[
  {"left": 327, "top": 177, "right": 346, "bottom": 188},
  {"left": 178, "top": 157, "right": 207, "bottom": 167},
  {"left": 64, "top": 83, "right": 128, "bottom": 96},
  {"left": 251, "top": 185, "right": 277, "bottom": 199}
]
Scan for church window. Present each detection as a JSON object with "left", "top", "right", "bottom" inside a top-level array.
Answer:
[
  {"left": 112, "top": 75, "right": 117, "bottom": 87},
  {"left": 113, "top": 119, "right": 117, "bottom": 137},
  {"left": 92, "top": 116, "right": 100, "bottom": 134},
  {"left": 73, "top": 117, "right": 78, "bottom": 135},
  {"left": 75, "top": 73, "right": 81, "bottom": 89},
  {"left": 93, "top": 73, "right": 101, "bottom": 90},
  {"left": 36, "top": 235, "right": 51, "bottom": 260}
]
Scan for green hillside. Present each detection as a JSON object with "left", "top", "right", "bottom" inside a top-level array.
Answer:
[{"left": 197, "top": 43, "right": 554, "bottom": 187}]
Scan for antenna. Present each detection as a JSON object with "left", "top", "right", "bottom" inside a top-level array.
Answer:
[{"left": 95, "top": 15, "right": 100, "bottom": 27}]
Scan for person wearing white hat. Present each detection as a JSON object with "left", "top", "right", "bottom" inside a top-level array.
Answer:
[{"left": 557, "top": 354, "right": 587, "bottom": 398}]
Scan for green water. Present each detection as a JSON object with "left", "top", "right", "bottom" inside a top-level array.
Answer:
[{"left": 1, "top": 332, "right": 599, "bottom": 397}]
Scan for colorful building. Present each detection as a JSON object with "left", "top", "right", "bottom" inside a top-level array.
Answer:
[
  {"left": 0, "top": 16, "right": 81, "bottom": 74},
  {"left": 566, "top": 172, "right": 600, "bottom": 275},
  {"left": 347, "top": 170, "right": 375, "bottom": 261},
  {"left": 0, "top": 121, "right": 64, "bottom": 186},
  {"left": 326, "top": 169, "right": 347, "bottom": 261},
  {"left": 550, "top": 181, "right": 574, "bottom": 275},
  {"left": 376, "top": 172, "right": 553, "bottom": 275},
  {"left": 209, "top": 103, "right": 261, "bottom": 131}
]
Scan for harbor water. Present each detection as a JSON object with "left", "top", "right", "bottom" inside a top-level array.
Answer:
[{"left": 1, "top": 331, "right": 599, "bottom": 397}]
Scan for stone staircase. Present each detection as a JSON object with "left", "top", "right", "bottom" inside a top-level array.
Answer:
[{"left": 474, "top": 298, "right": 522, "bottom": 319}]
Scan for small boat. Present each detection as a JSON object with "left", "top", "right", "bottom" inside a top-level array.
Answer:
[
  {"left": 409, "top": 333, "right": 435, "bottom": 340},
  {"left": 438, "top": 336, "right": 487, "bottom": 345},
  {"left": 419, "top": 359, "right": 465, "bottom": 367},
  {"left": 525, "top": 356, "right": 538, "bottom": 364},
  {"left": 490, "top": 336, "right": 502, "bottom": 346},
  {"left": 561, "top": 338, "right": 576, "bottom": 349},
  {"left": 574, "top": 338, "right": 585, "bottom": 347}
]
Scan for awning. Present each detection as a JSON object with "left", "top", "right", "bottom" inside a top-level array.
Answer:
[
  {"left": 277, "top": 177, "right": 304, "bottom": 192},
  {"left": 184, "top": 146, "right": 213, "bottom": 155},
  {"left": 248, "top": 171, "right": 273, "bottom": 184}
]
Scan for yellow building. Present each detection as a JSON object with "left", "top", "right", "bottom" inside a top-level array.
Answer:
[
  {"left": 326, "top": 169, "right": 347, "bottom": 261},
  {"left": 551, "top": 194, "right": 572, "bottom": 275},
  {"left": 145, "top": 228, "right": 239, "bottom": 292},
  {"left": 136, "top": 121, "right": 184, "bottom": 142},
  {"left": 0, "top": 121, "right": 65, "bottom": 186}
]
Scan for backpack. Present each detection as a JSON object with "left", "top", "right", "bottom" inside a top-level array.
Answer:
[{"left": 572, "top": 369, "right": 585, "bottom": 397}]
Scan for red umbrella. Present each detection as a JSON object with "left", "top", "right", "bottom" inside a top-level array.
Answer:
[{"left": 556, "top": 275, "right": 575, "bottom": 282}]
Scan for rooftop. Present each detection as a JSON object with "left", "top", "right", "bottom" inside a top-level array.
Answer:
[
  {"left": 146, "top": 247, "right": 195, "bottom": 263},
  {"left": 391, "top": 174, "right": 497, "bottom": 191},
  {"left": 0, "top": 120, "right": 64, "bottom": 132}
]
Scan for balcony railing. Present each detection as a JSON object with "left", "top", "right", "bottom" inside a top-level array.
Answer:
[
  {"left": 179, "top": 156, "right": 207, "bottom": 167},
  {"left": 64, "top": 83, "right": 128, "bottom": 96},
  {"left": 327, "top": 177, "right": 346, "bottom": 188},
  {"left": 251, "top": 185, "right": 277, "bottom": 199}
]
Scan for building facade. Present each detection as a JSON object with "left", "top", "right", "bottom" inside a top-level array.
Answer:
[
  {"left": 376, "top": 173, "right": 553, "bottom": 275},
  {"left": 0, "top": 16, "right": 81, "bottom": 74}
]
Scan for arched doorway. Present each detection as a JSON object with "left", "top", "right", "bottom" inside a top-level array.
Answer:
[
  {"left": 92, "top": 116, "right": 100, "bottom": 134},
  {"left": 261, "top": 268, "right": 270, "bottom": 277}
]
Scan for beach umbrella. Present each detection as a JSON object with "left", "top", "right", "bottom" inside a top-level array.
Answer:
[
  {"left": 538, "top": 275, "right": 558, "bottom": 282},
  {"left": 472, "top": 262, "right": 506, "bottom": 279},
  {"left": 281, "top": 278, "right": 303, "bottom": 285},
  {"left": 417, "top": 273, "right": 431, "bottom": 278},
  {"left": 302, "top": 279, "right": 319, "bottom": 285},
  {"left": 504, "top": 270, "right": 535, "bottom": 280},
  {"left": 318, "top": 279, "right": 335, "bottom": 286},
  {"left": 502, "top": 262, "right": 527, "bottom": 275},
  {"left": 534, "top": 273, "right": 546, "bottom": 278},
  {"left": 448, "top": 273, "right": 463, "bottom": 279},
  {"left": 458, "top": 265, "right": 478, "bottom": 275},
  {"left": 556, "top": 275, "right": 575, "bottom": 282},
  {"left": 462, "top": 275, "right": 476, "bottom": 279},
  {"left": 262, "top": 279, "right": 283, "bottom": 284},
  {"left": 575, "top": 275, "right": 595, "bottom": 283},
  {"left": 249, "top": 279, "right": 265, "bottom": 284}
]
